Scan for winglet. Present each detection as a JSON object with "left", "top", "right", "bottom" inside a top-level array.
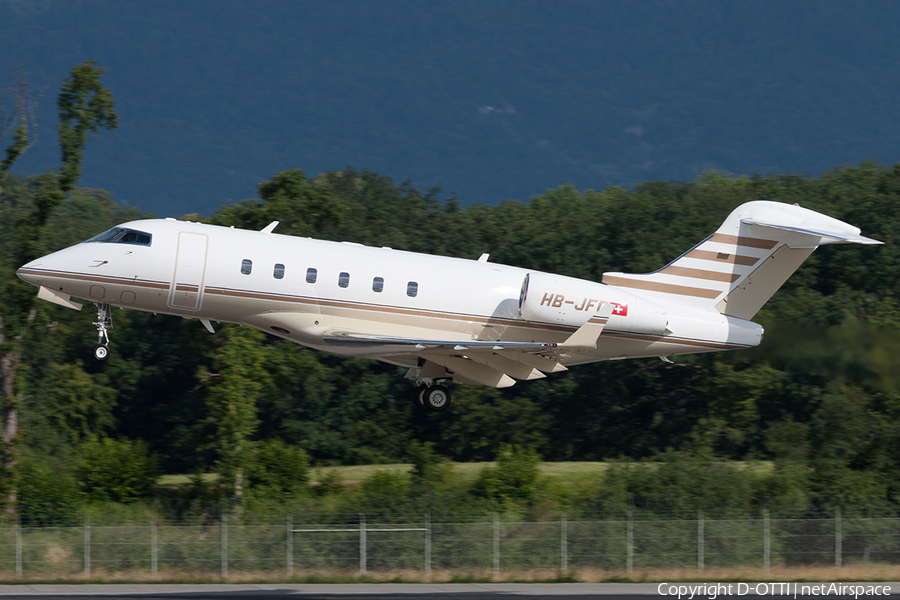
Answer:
[
  {"left": 261, "top": 221, "right": 279, "bottom": 234},
  {"left": 560, "top": 302, "right": 613, "bottom": 349}
]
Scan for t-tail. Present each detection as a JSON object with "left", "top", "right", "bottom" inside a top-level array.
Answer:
[{"left": 602, "top": 201, "right": 882, "bottom": 319}]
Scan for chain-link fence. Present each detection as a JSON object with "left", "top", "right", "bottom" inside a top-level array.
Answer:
[{"left": 1, "top": 510, "right": 900, "bottom": 576}]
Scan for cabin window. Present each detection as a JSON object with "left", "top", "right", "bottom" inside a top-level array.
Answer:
[
  {"left": 241, "top": 259, "right": 252, "bottom": 275},
  {"left": 407, "top": 281, "right": 418, "bottom": 297},
  {"left": 273, "top": 263, "right": 285, "bottom": 279},
  {"left": 372, "top": 277, "right": 384, "bottom": 293},
  {"left": 306, "top": 268, "right": 317, "bottom": 283},
  {"left": 339, "top": 272, "right": 350, "bottom": 288}
]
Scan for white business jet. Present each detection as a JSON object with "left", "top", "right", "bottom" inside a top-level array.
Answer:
[{"left": 16, "top": 201, "right": 881, "bottom": 412}]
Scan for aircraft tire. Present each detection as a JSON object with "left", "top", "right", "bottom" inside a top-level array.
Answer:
[
  {"left": 414, "top": 384, "right": 429, "bottom": 409},
  {"left": 93, "top": 344, "right": 109, "bottom": 361},
  {"left": 423, "top": 385, "right": 451, "bottom": 412}
]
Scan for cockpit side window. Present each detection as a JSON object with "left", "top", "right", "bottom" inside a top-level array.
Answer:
[
  {"left": 83, "top": 227, "right": 152, "bottom": 246},
  {"left": 85, "top": 227, "right": 125, "bottom": 243}
]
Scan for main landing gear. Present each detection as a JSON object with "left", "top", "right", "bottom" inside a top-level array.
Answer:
[
  {"left": 92, "top": 302, "right": 112, "bottom": 361},
  {"left": 415, "top": 383, "right": 451, "bottom": 412}
]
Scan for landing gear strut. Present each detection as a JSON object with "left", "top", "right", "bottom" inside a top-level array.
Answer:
[
  {"left": 92, "top": 302, "right": 112, "bottom": 361},
  {"left": 414, "top": 383, "right": 451, "bottom": 412}
]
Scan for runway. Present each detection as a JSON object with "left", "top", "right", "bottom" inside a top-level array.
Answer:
[
  {"left": 0, "top": 582, "right": 653, "bottom": 598},
  {"left": 0, "top": 582, "right": 897, "bottom": 599}
]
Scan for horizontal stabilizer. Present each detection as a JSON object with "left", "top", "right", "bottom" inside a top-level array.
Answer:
[
  {"left": 602, "top": 201, "right": 882, "bottom": 319},
  {"left": 740, "top": 218, "right": 884, "bottom": 246}
]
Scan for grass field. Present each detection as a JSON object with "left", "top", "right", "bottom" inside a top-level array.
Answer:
[
  {"left": 312, "top": 461, "right": 615, "bottom": 485},
  {"left": 157, "top": 461, "right": 775, "bottom": 489},
  {"left": 156, "top": 462, "right": 616, "bottom": 489}
]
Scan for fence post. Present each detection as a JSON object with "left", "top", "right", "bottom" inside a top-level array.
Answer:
[
  {"left": 763, "top": 509, "right": 770, "bottom": 571},
  {"left": 835, "top": 507, "right": 842, "bottom": 568},
  {"left": 561, "top": 512, "right": 568, "bottom": 575},
  {"left": 493, "top": 513, "right": 500, "bottom": 576},
  {"left": 15, "top": 517, "right": 21, "bottom": 577},
  {"left": 359, "top": 513, "right": 366, "bottom": 574},
  {"left": 626, "top": 502, "right": 633, "bottom": 575},
  {"left": 151, "top": 515, "right": 158, "bottom": 574},
  {"left": 697, "top": 509, "right": 704, "bottom": 571},
  {"left": 221, "top": 513, "right": 228, "bottom": 578},
  {"left": 84, "top": 514, "right": 91, "bottom": 578},
  {"left": 287, "top": 516, "right": 293, "bottom": 576},
  {"left": 425, "top": 513, "right": 431, "bottom": 573}
]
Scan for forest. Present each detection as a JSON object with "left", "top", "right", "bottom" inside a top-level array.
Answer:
[
  {"left": 2, "top": 62, "right": 900, "bottom": 516},
  {"left": 2, "top": 163, "right": 900, "bottom": 513}
]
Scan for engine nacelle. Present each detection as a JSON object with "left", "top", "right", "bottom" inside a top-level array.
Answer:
[{"left": 519, "top": 272, "right": 669, "bottom": 335}]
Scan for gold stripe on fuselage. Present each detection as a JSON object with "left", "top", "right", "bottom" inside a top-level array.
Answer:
[{"left": 19, "top": 268, "right": 749, "bottom": 357}]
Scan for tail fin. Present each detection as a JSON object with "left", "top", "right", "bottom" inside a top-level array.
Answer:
[{"left": 602, "top": 201, "right": 882, "bottom": 319}]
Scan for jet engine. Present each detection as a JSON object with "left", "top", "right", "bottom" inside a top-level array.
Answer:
[{"left": 519, "top": 272, "right": 669, "bottom": 335}]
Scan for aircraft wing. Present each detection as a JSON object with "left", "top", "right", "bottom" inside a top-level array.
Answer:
[
  {"left": 323, "top": 332, "right": 558, "bottom": 351},
  {"left": 322, "top": 311, "right": 612, "bottom": 388},
  {"left": 245, "top": 308, "right": 610, "bottom": 388}
]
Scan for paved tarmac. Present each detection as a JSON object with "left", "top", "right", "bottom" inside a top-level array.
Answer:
[
  {"left": 0, "top": 582, "right": 897, "bottom": 599},
  {"left": 0, "top": 583, "right": 636, "bottom": 598}
]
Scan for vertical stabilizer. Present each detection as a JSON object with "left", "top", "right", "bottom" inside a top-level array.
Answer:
[{"left": 602, "top": 201, "right": 882, "bottom": 319}]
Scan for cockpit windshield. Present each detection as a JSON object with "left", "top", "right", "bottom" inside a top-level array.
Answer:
[{"left": 84, "top": 227, "right": 152, "bottom": 246}]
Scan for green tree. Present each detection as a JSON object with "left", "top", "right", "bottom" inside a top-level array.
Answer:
[
  {"left": 0, "top": 62, "right": 117, "bottom": 510},
  {"left": 56, "top": 61, "right": 118, "bottom": 194},
  {"left": 210, "top": 168, "right": 344, "bottom": 236},
  {"left": 0, "top": 74, "right": 41, "bottom": 198},
  {"left": 198, "top": 325, "right": 268, "bottom": 497}
]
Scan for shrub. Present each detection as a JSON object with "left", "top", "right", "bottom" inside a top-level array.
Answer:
[
  {"left": 75, "top": 437, "right": 158, "bottom": 503},
  {"left": 16, "top": 450, "right": 79, "bottom": 512},
  {"left": 472, "top": 444, "right": 541, "bottom": 504},
  {"left": 406, "top": 440, "right": 452, "bottom": 495},
  {"left": 246, "top": 439, "right": 309, "bottom": 499}
]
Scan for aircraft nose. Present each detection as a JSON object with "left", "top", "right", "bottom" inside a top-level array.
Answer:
[{"left": 17, "top": 258, "right": 48, "bottom": 287}]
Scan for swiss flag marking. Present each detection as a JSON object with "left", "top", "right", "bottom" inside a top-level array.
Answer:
[{"left": 611, "top": 302, "right": 628, "bottom": 316}]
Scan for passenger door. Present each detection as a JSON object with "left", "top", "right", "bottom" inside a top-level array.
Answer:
[{"left": 168, "top": 232, "right": 209, "bottom": 311}]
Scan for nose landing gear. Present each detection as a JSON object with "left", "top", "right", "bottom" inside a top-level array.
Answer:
[{"left": 92, "top": 302, "right": 112, "bottom": 361}]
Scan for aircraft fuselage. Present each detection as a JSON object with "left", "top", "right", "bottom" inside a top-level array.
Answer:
[{"left": 17, "top": 217, "right": 760, "bottom": 370}]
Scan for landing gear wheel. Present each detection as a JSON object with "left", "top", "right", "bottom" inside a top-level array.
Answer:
[
  {"left": 422, "top": 385, "right": 451, "bottom": 412},
  {"left": 93, "top": 344, "right": 109, "bottom": 361},
  {"left": 414, "top": 384, "right": 428, "bottom": 409}
]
